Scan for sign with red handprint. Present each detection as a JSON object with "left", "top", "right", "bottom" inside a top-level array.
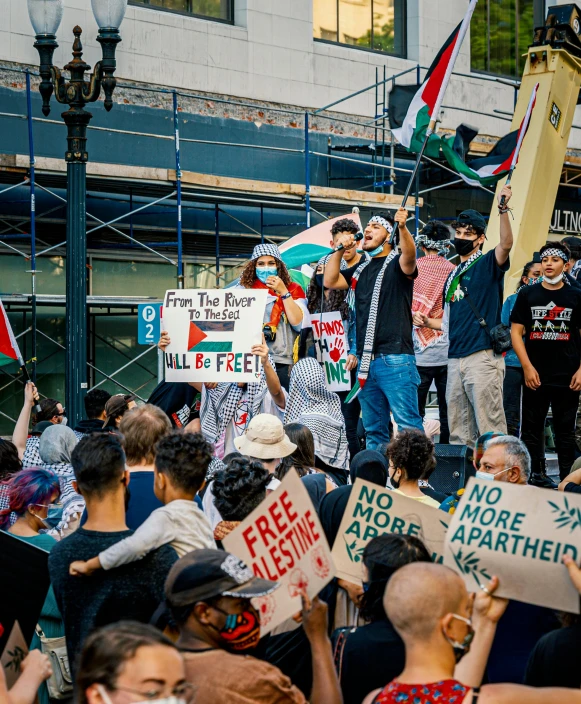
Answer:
[{"left": 309, "top": 311, "right": 351, "bottom": 392}]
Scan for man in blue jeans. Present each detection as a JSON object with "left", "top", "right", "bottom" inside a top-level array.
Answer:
[{"left": 324, "top": 208, "right": 423, "bottom": 450}]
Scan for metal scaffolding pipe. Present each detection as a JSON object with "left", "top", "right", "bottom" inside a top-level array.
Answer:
[{"left": 173, "top": 91, "right": 184, "bottom": 289}]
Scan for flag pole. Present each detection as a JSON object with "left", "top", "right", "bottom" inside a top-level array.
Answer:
[
  {"left": 399, "top": 0, "right": 479, "bottom": 215},
  {"left": 499, "top": 82, "right": 539, "bottom": 207}
]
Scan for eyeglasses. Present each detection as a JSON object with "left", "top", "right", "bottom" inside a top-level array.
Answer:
[{"left": 111, "top": 682, "right": 196, "bottom": 703}]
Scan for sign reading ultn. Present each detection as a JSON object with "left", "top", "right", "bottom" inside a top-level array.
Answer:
[{"left": 162, "top": 288, "right": 268, "bottom": 382}]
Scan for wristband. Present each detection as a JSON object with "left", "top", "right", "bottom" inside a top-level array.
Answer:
[{"left": 281, "top": 292, "right": 292, "bottom": 300}]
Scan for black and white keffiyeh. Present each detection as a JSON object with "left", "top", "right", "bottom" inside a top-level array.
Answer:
[
  {"left": 317, "top": 253, "right": 348, "bottom": 271},
  {"left": 416, "top": 234, "right": 451, "bottom": 253},
  {"left": 284, "top": 358, "right": 349, "bottom": 470},
  {"left": 541, "top": 248, "right": 569, "bottom": 262},
  {"left": 348, "top": 249, "right": 398, "bottom": 389},
  {"left": 252, "top": 243, "right": 281, "bottom": 261},
  {"left": 22, "top": 436, "right": 42, "bottom": 468},
  {"left": 200, "top": 355, "right": 275, "bottom": 445},
  {"left": 368, "top": 215, "right": 394, "bottom": 234}
]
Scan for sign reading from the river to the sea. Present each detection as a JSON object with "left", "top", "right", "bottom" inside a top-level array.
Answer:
[
  {"left": 331, "top": 478, "right": 450, "bottom": 584},
  {"left": 444, "top": 478, "right": 581, "bottom": 613},
  {"left": 162, "top": 289, "right": 268, "bottom": 382}
]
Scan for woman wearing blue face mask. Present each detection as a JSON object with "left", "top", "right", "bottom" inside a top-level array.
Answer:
[
  {"left": 238, "top": 244, "right": 307, "bottom": 390},
  {"left": 0, "top": 467, "right": 64, "bottom": 704}
]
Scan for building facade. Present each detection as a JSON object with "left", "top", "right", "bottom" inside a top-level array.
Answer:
[{"left": 0, "top": 0, "right": 580, "bottom": 429}]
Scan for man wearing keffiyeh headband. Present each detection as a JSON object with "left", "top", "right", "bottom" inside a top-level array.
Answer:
[
  {"left": 511, "top": 240, "right": 581, "bottom": 488},
  {"left": 324, "top": 208, "right": 423, "bottom": 450}
]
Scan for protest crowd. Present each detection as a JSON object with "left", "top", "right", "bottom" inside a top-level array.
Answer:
[{"left": 7, "top": 179, "right": 581, "bottom": 704}]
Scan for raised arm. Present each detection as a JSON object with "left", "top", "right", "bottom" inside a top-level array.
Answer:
[
  {"left": 495, "top": 185, "right": 513, "bottom": 267},
  {"left": 158, "top": 332, "right": 203, "bottom": 392},
  {"left": 394, "top": 207, "right": 417, "bottom": 276},
  {"left": 324, "top": 235, "right": 353, "bottom": 290},
  {"left": 301, "top": 594, "right": 342, "bottom": 704},
  {"left": 12, "top": 382, "right": 37, "bottom": 460},
  {"left": 251, "top": 336, "right": 285, "bottom": 410}
]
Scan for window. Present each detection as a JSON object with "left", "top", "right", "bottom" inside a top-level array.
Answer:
[
  {"left": 129, "top": 0, "right": 233, "bottom": 23},
  {"left": 471, "top": 0, "right": 534, "bottom": 78},
  {"left": 314, "top": 0, "right": 406, "bottom": 57}
]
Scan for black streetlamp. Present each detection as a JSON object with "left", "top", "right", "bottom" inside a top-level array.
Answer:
[{"left": 27, "top": 0, "right": 127, "bottom": 427}]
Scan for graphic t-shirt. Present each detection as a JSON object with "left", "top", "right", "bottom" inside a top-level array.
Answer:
[
  {"left": 447, "top": 250, "right": 509, "bottom": 359},
  {"left": 510, "top": 283, "right": 581, "bottom": 385},
  {"left": 342, "top": 255, "right": 417, "bottom": 358},
  {"left": 147, "top": 381, "right": 201, "bottom": 428}
]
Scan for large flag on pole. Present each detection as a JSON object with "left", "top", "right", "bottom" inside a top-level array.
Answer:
[
  {"left": 279, "top": 213, "right": 362, "bottom": 269},
  {"left": 440, "top": 82, "right": 539, "bottom": 187},
  {"left": 0, "top": 300, "right": 24, "bottom": 367},
  {"left": 392, "top": 0, "right": 478, "bottom": 157}
]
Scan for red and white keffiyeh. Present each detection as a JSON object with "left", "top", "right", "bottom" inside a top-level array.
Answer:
[{"left": 412, "top": 255, "right": 455, "bottom": 351}]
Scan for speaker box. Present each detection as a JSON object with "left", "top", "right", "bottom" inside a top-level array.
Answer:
[{"left": 428, "top": 444, "right": 473, "bottom": 496}]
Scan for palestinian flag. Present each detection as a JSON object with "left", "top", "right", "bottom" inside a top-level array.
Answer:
[
  {"left": 441, "top": 83, "right": 539, "bottom": 187},
  {"left": 289, "top": 264, "right": 315, "bottom": 292},
  {"left": 391, "top": 0, "right": 477, "bottom": 157},
  {"left": 279, "top": 213, "right": 362, "bottom": 269},
  {"left": 0, "top": 300, "right": 23, "bottom": 367}
]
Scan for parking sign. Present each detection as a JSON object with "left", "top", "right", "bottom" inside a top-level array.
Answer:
[{"left": 138, "top": 303, "right": 161, "bottom": 345}]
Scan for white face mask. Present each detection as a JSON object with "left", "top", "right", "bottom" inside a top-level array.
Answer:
[
  {"left": 98, "top": 685, "right": 186, "bottom": 704},
  {"left": 475, "top": 467, "right": 511, "bottom": 482},
  {"left": 543, "top": 272, "right": 564, "bottom": 285}
]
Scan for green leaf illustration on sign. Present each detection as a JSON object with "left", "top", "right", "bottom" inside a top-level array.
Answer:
[
  {"left": 451, "top": 548, "right": 492, "bottom": 588},
  {"left": 344, "top": 535, "right": 365, "bottom": 563},
  {"left": 5, "top": 645, "right": 26, "bottom": 672},
  {"left": 548, "top": 498, "right": 581, "bottom": 533}
]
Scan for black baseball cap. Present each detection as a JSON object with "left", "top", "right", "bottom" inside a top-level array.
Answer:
[
  {"left": 165, "top": 549, "right": 279, "bottom": 607},
  {"left": 455, "top": 209, "right": 487, "bottom": 234}
]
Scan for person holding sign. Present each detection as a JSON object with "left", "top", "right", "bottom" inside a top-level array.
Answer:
[
  {"left": 511, "top": 241, "right": 581, "bottom": 488},
  {"left": 238, "top": 243, "right": 307, "bottom": 390},
  {"left": 325, "top": 209, "right": 423, "bottom": 450},
  {"left": 159, "top": 332, "right": 286, "bottom": 459}
]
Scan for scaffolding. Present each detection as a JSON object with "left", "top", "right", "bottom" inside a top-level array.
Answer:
[{"left": 0, "top": 57, "right": 558, "bottom": 428}]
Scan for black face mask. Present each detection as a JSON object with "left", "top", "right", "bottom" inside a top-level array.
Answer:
[
  {"left": 453, "top": 237, "right": 480, "bottom": 257},
  {"left": 315, "top": 273, "right": 324, "bottom": 288}
]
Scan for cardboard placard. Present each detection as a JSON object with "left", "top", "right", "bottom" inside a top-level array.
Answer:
[
  {"left": 444, "top": 478, "right": 581, "bottom": 612},
  {"left": 0, "top": 532, "right": 50, "bottom": 669},
  {"left": 310, "top": 311, "right": 351, "bottom": 392},
  {"left": 162, "top": 289, "right": 268, "bottom": 383},
  {"left": 331, "top": 479, "right": 450, "bottom": 584},
  {"left": 1, "top": 622, "right": 27, "bottom": 689},
  {"left": 223, "top": 471, "right": 336, "bottom": 634}
]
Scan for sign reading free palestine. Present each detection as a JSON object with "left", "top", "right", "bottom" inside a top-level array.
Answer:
[{"left": 444, "top": 479, "right": 581, "bottom": 613}]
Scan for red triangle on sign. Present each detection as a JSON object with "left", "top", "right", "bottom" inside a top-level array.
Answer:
[{"left": 188, "top": 321, "right": 207, "bottom": 351}]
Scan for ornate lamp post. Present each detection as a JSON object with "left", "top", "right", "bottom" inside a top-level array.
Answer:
[{"left": 27, "top": 0, "right": 127, "bottom": 426}]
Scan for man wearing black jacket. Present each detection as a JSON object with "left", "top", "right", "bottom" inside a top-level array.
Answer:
[{"left": 73, "top": 389, "right": 111, "bottom": 436}]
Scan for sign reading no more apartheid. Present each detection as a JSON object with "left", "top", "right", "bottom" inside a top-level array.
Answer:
[
  {"left": 309, "top": 311, "right": 351, "bottom": 392},
  {"left": 223, "top": 470, "right": 336, "bottom": 636},
  {"left": 162, "top": 289, "right": 268, "bottom": 383},
  {"left": 444, "top": 478, "right": 581, "bottom": 613},
  {"left": 331, "top": 478, "right": 450, "bottom": 585}
]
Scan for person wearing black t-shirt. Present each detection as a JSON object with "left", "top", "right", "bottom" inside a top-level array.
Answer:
[
  {"left": 324, "top": 208, "right": 423, "bottom": 451},
  {"left": 511, "top": 241, "right": 581, "bottom": 488}
]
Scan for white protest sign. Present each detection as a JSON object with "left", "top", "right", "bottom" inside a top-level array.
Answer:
[
  {"left": 444, "top": 478, "right": 581, "bottom": 612},
  {"left": 309, "top": 311, "right": 351, "bottom": 392},
  {"left": 223, "top": 470, "right": 335, "bottom": 635},
  {"left": 162, "top": 289, "right": 268, "bottom": 383},
  {"left": 331, "top": 478, "right": 450, "bottom": 584}
]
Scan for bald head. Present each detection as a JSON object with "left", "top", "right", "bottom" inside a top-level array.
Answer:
[{"left": 385, "top": 563, "right": 468, "bottom": 641}]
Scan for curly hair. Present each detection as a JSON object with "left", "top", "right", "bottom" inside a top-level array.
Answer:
[
  {"left": 306, "top": 275, "right": 350, "bottom": 320},
  {"left": 239, "top": 257, "right": 293, "bottom": 289},
  {"left": 212, "top": 457, "right": 270, "bottom": 521},
  {"left": 276, "top": 423, "right": 316, "bottom": 480},
  {"left": 359, "top": 534, "right": 432, "bottom": 623},
  {"left": 155, "top": 431, "right": 213, "bottom": 494},
  {"left": 331, "top": 218, "right": 359, "bottom": 237},
  {"left": 386, "top": 429, "right": 436, "bottom": 482}
]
